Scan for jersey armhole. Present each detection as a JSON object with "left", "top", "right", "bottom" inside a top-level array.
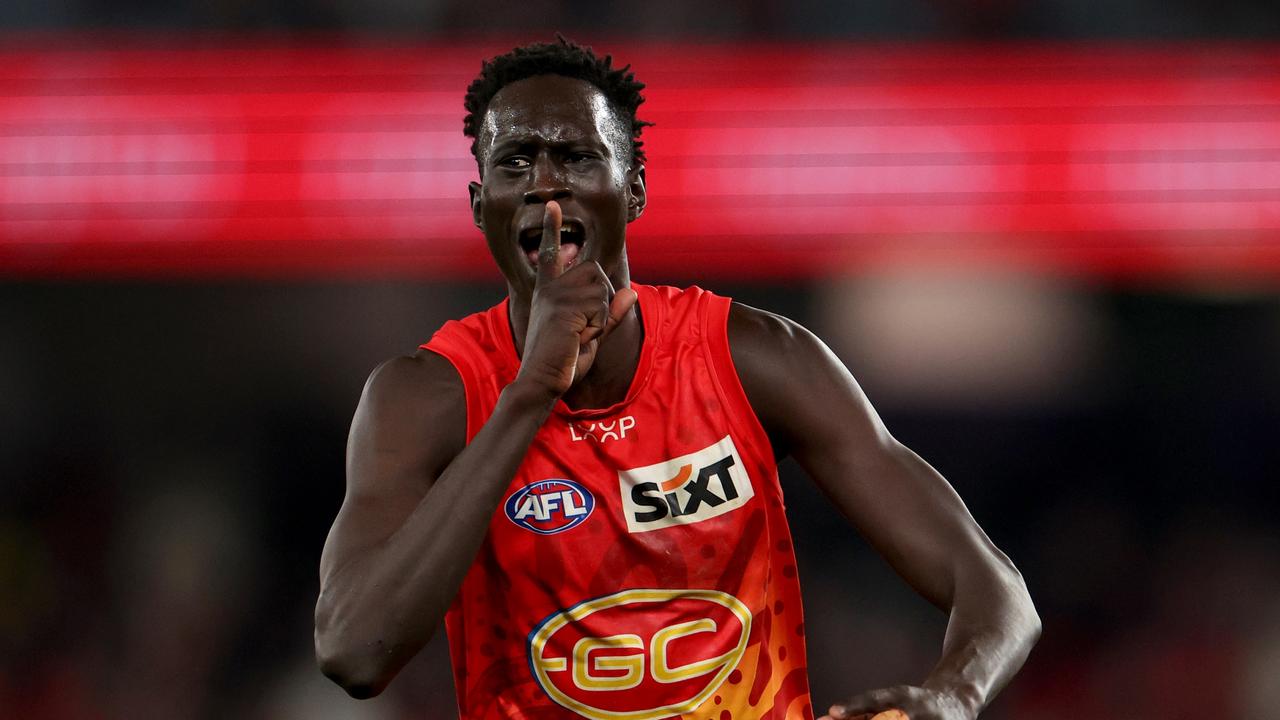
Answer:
[
  {"left": 419, "top": 339, "right": 479, "bottom": 681},
  {"left": 700, "top": 293, "right": 777, "bottom": 467},
  {"left": 418, "top": 339, "right": 480, "bottom": 445}
]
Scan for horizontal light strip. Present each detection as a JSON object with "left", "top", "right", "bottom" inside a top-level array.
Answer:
[{"left": 1, "top": 37, "right": 1278, "bottom": 280}]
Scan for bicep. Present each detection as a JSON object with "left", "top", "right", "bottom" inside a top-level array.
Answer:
[
  {"left": 731, "top": 306, "right": 995, "bottom": 607},
  {"left": 320, "top": 352, "right": 466, "bottom": 582},
  {"left": 800, "top": 429, "right": 988, "bottom": 608}
]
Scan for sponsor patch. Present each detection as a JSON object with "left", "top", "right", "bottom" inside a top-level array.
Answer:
[
  {"left": 618, "top": 435, "right": 754, "bottom": 533},
  {"left": 570, "top": 415, "right": 636, "bottom": 443},
  {"left": 528, "top": 588, "right": 751, "bottom": 720},
  {"left": 505, "top": 479, "right": 595, "bottom": 535}
]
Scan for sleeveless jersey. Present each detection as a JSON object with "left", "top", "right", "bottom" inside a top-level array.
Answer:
[{"left": 421, "top": 283, "right": 813, "bottom": 720}]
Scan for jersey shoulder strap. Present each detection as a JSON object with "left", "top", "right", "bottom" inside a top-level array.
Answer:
[{"left": 420, "top": 299, "right": 516, "bottom": 442}]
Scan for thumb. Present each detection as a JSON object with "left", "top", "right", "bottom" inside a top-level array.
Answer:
[{"left": 599, "top": 287, "right": 638, "bottom": 342}]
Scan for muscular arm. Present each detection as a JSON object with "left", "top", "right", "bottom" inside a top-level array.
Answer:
[
  {"left": 314, "top": 351, "right": 556, "bottom": 698},
  {"left": 728, "top": 303, "right": 1040, "bottom": 720}
]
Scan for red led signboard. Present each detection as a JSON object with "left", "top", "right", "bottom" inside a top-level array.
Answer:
[{"left": 1, "top": 39, "right": 1278, "bottom": 279}]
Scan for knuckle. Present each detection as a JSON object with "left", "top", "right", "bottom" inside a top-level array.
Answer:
[{"left": 571, "top": 284, "right": 601, "bottom": 301}]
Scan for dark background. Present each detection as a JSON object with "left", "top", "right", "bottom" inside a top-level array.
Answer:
[
  {"left": 3, "top": 2, "right": 1280, "bottom": 719},
  {"left": 3, "top": 0, "right": 1280, "bottom": 38}
]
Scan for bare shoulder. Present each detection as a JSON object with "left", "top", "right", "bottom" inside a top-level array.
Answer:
[
  {"left": 726, "top": 301, "right": 820, "bottom": 368},
  {"left": 726, "top": 301, "right": 841, "bottom": 390},
  {"left": 349, "top": 349, "right": 467, "bottom": 490},
  {"left": 726, "top": 302, "right": 839, "bottom": 456},
  {"left": 361, "top": 349, "right": 465, "bottom": 411}
]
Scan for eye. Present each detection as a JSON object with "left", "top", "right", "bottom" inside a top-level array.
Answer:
[
  {"left": 566, "top": 152, "right": 596, "bottom": 164},
  {"left": 498, "top": 156, "right": 530, "bottom": 169}
]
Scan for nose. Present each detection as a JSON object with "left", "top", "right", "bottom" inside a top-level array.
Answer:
[{"left": 523, "top": 154, "right": 570, "bottom": 205}]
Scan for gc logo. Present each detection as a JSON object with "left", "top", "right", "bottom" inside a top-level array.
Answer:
[{"left": 528, "top": 589, "right": 751, "bottom": 720}]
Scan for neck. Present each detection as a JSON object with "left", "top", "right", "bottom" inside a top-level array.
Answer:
[
  {"left": 508, "top": 275, "right": 643, "bottom": 411},
  {"left": 564, "top": 303, "right": 643, "bottom": 410}
]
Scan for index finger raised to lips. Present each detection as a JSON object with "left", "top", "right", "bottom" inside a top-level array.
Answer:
[{"left": 537, "top": 200, "right": 564, "bottom": 284}]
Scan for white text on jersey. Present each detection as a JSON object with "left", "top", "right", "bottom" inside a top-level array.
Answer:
[{"left": 569, "top": 415, "right": 636, "bottom": 443}]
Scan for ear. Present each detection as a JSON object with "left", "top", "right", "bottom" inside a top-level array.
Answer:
[
  {"left": 626, "top": 165, "right": 647, "bottom": 222},
  {"left": 468, "top": 181, "right": 483, "bottom": 230}
]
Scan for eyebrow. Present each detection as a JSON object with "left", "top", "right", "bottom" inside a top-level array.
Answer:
[{"left": 487, "top": 134, "right": 611, "bottom": 157}]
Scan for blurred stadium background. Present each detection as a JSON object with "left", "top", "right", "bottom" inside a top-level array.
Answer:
[{"left": 3, "top": 2, "right": 1279, "bottom": 719}]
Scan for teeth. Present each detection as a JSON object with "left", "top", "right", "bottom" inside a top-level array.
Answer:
[{"left": 521, "top": 227, "right": 580, "bottom": 236}]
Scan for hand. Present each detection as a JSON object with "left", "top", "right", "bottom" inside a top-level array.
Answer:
[
  {"left": 820, "top": 685, "right": 977, "bottom": 720},
  {"left": 516, "top": 200, "right": 637, "bottom": 398}
]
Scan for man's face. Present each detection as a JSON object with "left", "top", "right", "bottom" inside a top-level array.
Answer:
[{"left": 469, "top": 74, "right": 646, "bottom": 295}]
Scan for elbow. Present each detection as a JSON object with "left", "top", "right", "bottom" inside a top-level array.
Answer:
[
  {"left": 313, "top": 585, "right": 440, "bottom": 698},
  {"left": 314, "top": 603, "right": 403, "bottom": 699},
  {"left": 315, "top": 635, "right": 391, "bottom": 699},
  {"left": 999, "top": 555, "right": 1042, "bottom": 649},
  {"left": 960, "top": 544, "right": 1041, "bottom": 648},
  {"left": 1023, "top": 581, "right": 1043, "bottom": 649},
  {"left": 1019, "top": 595, "right": 1043, "bottom": 662}
]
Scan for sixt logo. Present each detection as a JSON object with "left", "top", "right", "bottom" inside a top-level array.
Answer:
[
  {"left": 618, "top": 435, "right": 754, "bottom": 534},
  {"left": 505, "top": 479, "right": 595, "bottom": 535},
  {"left": 528, "top": 588, "right": 751, "bottom": 720}
]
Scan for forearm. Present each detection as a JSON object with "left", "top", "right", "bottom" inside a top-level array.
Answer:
[
  {"left": 315, "top": 379, "right": 555, "bottom": 694},
  {"left": 922, "top": 558, "right": 1041, "bottom": 715}
]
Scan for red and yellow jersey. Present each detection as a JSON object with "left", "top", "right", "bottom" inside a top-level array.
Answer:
[{"left": 422, "top": 284, "right": 812, "bottom": 720}]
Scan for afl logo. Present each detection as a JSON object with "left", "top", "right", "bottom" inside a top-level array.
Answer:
[
  {"left": 528, "top": 589, "right": 751, "bottom": 720},
  {"left": 505, "top": 479, "right": 595, "bottom": 535}
]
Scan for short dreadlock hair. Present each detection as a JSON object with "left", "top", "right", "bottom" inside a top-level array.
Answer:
[{"left": 463, "top": 37, "right": 652, "bottom": 170}]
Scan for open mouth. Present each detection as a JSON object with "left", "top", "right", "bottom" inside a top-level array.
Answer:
[{"left": 519, "top": 221, "right": 585, "bottom": 269}]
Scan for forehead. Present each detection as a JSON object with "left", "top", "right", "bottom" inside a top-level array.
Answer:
[{"left": 480, "top": 75, "right": 624, "bottom": 154}]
